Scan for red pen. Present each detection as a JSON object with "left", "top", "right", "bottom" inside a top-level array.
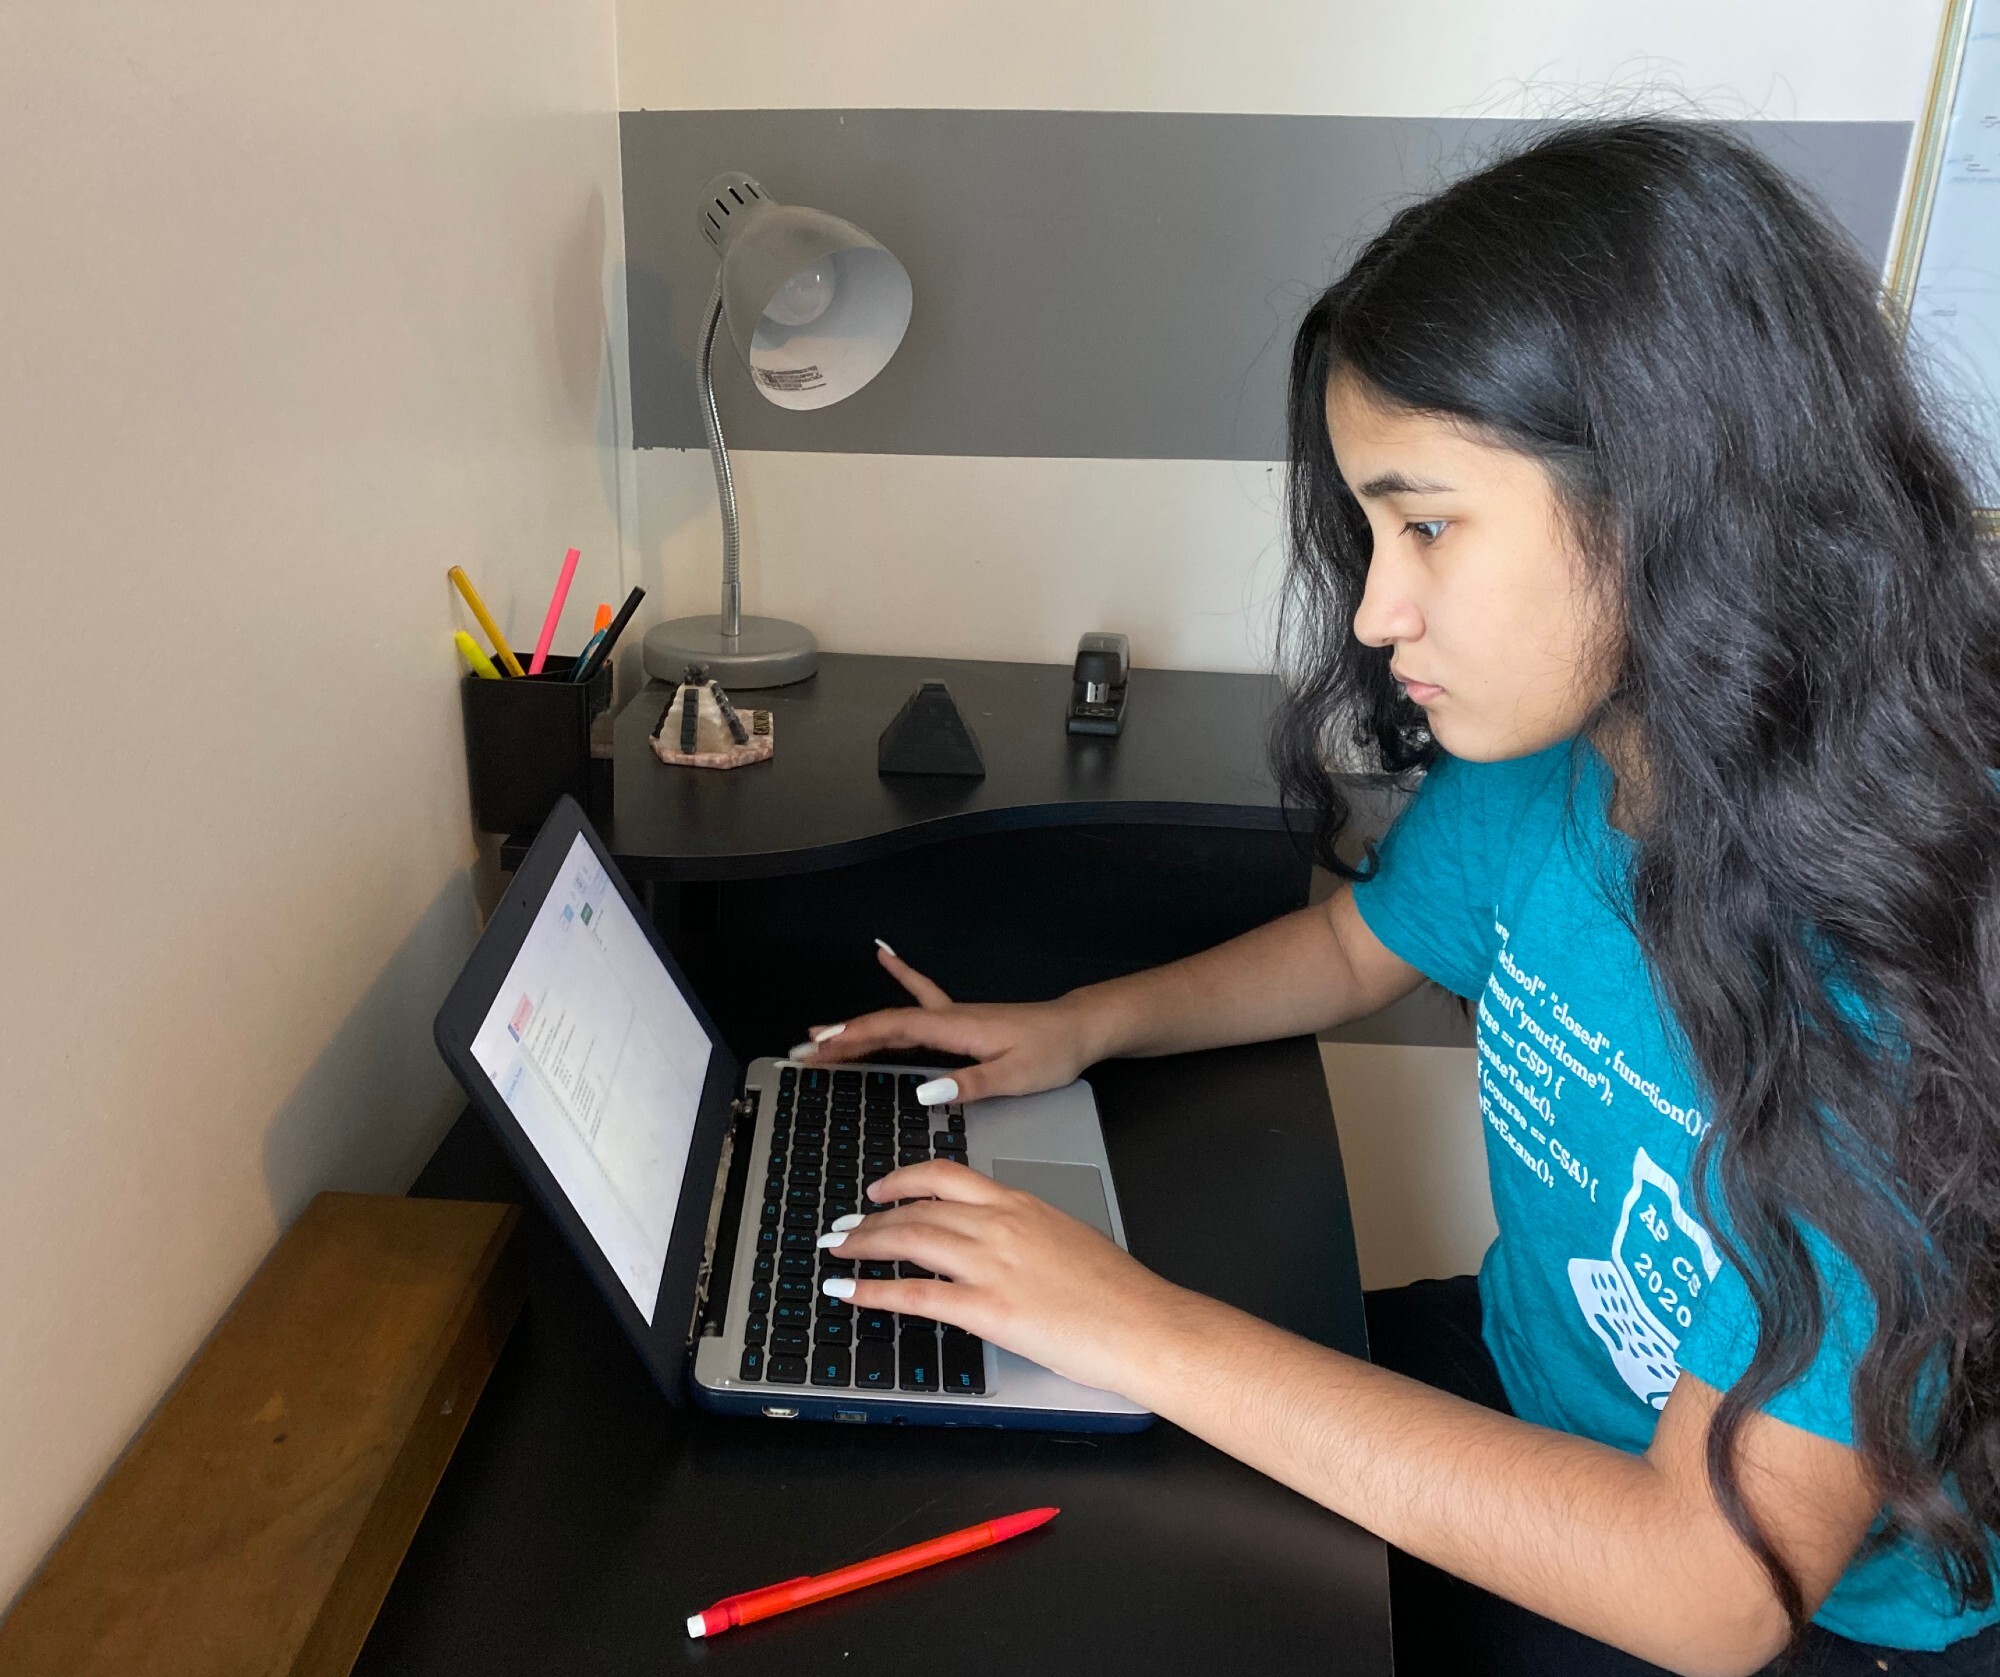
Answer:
[{"left": 685, "top": 1505, "right": 1059, "bottom": 1638}]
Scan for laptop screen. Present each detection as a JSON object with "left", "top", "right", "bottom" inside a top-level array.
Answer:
[{"left": 468, "top": 832, "right": 713, "bottom": 1322}]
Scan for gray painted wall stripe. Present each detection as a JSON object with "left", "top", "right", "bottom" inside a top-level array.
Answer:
[{"left": 622, "top": 111, "right": 1910, "bottom": 460}]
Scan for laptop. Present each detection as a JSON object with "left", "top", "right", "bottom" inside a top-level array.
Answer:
[{"left": 433, "top": 795, "right": 1152, "bottom": 1432}]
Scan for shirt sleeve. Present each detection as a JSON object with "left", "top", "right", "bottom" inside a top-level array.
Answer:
[
  {"left": 1351, "top": 746, "right": 1565, "bottom": 1000},
  {"left": 1675, "top": 1225, "right": 1876, "bottom": 1447}
]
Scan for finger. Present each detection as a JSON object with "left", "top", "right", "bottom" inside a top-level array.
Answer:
[
  {"left": 821, "top": 1274, "right": 973, "bottom": 1327},
  {"left": 824, "top": 1217, "right": 986, "bottom": 1280},
  {"left": 864, "top": 1158, "right": 1007, "bottom": 1207},
  {"left": 874, "top": 940, "right": 954, "bottom": 1009},
  {"left": 792, "top": 1006, "right": 987, "bottom": 1066}
]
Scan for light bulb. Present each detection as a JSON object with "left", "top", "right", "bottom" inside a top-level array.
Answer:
[{"left": 763, "top": 262, "right": 836, "bottom": 328}]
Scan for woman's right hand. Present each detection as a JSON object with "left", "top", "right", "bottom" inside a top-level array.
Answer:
[{"left": 796, "top": 943, "right": 1106, "bottom": 1104}]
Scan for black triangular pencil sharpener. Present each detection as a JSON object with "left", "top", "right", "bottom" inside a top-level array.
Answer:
[{"left": 877, "top": 680, "right": 986, "bottom": 778}]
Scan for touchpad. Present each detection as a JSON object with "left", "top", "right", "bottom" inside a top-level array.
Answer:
[{"left": 991, "top": 1159, "right": 1114, "bottom": 1239}]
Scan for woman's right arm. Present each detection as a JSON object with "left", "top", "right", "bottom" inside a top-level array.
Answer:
[{"left": 804, "top": 886, "right": 1427, "bottom": 1101}]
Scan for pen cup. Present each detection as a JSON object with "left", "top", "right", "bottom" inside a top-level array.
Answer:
[{"left": 461, "top": 655, "right": 614, "bottom": 833}]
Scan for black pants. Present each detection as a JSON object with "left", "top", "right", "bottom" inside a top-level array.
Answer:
[{"left": 1364, "top": 1275, "right": 2000, "bottom": 1676}]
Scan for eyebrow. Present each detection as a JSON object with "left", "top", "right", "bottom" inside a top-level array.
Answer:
[{"left": 1354, "top": 471, "right": 1454, "bottom": 498}]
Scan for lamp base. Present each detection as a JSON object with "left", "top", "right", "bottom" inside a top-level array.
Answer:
[{"left": 640, "top": 615, "right": 819, "bottom": 689}]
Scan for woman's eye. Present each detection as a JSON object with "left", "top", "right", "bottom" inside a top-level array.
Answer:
[{"left": 1405, "top": 519, "right": 1447, "bottom": 544}]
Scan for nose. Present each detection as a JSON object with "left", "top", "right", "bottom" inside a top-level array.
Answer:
[{"left": 1351, "top": 548, "right": 1424, "bottom": 650}]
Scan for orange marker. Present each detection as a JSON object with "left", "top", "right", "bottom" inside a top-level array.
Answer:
[
  {"left": 686, "top": 1506, "right": 1058, "bottom": 1638},
  {"left": 592, "top": 602, "right": 613, "bottom": 633}
]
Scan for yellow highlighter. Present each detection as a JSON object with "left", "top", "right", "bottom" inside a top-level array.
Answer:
[
  {"left": 454, "top": 631, "right": 501, "bottom": 680},
  {"left": 448, "top": 566, "right": 525, "bottom": 676}
]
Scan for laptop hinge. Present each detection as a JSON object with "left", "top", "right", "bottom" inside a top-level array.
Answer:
[{"left": 690, "top": 1090, "right": 756, "bottom": 1341}]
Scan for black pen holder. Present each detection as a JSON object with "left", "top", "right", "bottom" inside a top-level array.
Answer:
[{"left": 461, "top": 655, "right": 614, "bottom": 833}]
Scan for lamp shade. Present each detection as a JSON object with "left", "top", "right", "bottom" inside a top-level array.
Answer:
[{"left": 696, "top": 172, "right": 912, "bottom": 411}]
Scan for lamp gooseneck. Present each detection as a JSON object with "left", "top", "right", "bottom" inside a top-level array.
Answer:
[{"left": 695, "top": 276, "right": 743, "bottom": 645}]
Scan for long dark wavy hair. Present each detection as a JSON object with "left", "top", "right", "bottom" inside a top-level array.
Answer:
[{"left": 1275, "top": 119, "right": 2000, "bottom": 1636}]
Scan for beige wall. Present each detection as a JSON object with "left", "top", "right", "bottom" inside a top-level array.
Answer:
[{"left": 0, "top": 1, "right": 630, "bottom": 1606}]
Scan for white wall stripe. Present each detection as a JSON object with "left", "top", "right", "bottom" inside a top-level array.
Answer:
[
  {"left": 616, "top": 0, "right": 1942, "bottom": 125},
  {"left": 633, "top": 450, "right": 1290, "bottom": 674}
]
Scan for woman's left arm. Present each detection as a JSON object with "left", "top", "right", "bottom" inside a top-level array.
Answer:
[{"left": 826, "top": 1162, "right": 1882, "bottom": 1677}]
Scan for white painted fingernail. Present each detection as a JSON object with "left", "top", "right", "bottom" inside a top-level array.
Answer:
[
  {"left": 787, "top": 1042, "right": 817, "bottom": 1061},
  {"left": 821, "top": 1276, "right": 856, "bottom": 1299},
  {"left": 810, "top": 1023, "right": 846, "bottom": 1043},
  {"left": 815, "top": 1230, "right": 848, "bottom": 1249},
  {"left": 830, "top": 1212, "right": 866, "bottom": 1231},
  {"left": 874, "top": 937, "right": 898, "bottom": 958},
  {"left": 915, "top": 1077, "right": 957, "bottom": 1106}
]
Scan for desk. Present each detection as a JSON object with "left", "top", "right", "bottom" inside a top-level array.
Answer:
[
  {"left": 389, "top": 651, "right": 1393, "bottom": 1671},
  {"left": 363, "top": 1042, "right": 1392, "bottom": 1675}
]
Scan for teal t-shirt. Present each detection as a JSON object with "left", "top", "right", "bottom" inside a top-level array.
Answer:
[{"left": 1351, "top": 738, "right": 1997, "bottom": 1651}]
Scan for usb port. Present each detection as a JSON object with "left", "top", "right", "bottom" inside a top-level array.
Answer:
[{"left": 833, "top": 1409, "right": 868, "bottom": 1424}]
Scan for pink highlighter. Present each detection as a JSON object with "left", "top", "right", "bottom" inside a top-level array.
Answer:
[{"left": 527, "top": 547, "right": 581, "bottom": 675}]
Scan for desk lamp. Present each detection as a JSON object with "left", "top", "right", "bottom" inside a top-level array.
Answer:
[{"left": 642, "top": 172, "right": 913, "bottom": 688}]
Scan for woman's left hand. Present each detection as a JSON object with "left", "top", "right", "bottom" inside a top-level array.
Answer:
[{"left": 819, "top": 1159, "right": 1184, "bottom": 1396}]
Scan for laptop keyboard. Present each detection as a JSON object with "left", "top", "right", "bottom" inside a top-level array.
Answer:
[{"left": 736, "top": 1064, "right": 987, "bottom": 1397}]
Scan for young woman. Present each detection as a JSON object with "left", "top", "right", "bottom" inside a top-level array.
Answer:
[{"left": 798, "top": 120, "right": 2000, "bottom": 1676}]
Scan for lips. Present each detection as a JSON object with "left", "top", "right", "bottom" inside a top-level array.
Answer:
[{"left": 1392, "top": 670, "right": 1443, "bottom": 703}]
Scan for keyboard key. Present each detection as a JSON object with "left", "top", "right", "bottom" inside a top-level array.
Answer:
[
  {"left": 749, "top": 1283, "right": 772, "bottom": 1311},
  {"left": 817, "top": 1297, "right": 853, "bottom": 1319},
  {"left": 942, "top": 1330, "right": 986, "bottom": 1393},
  {"left": 829, "top": 1138, "right": 859, "bottom": 1160},
  {"left": 753, "top": 1254, "right": 775, "bottom": 1282},
  {"left": 779, "top": 1253, "right": 812, "bottom": 1278},
  {"left": 823, "top": 1200, "right": 857, "bottom": 1222},
  {"left": 866, "top": 1071, "right": 894, "bottom": 1096},
  {"left": 766, "top": 1149, "right": 787, "bottom": 1174},
  {"left": 779, "top": 1066, "right": 798, "bottom": 1088},
  {"left": 833, "top": 1069, "right": 863, "bottom": 1091},
  {"left": 739, "top": 1346, "right": 765, "bottom": 1380},
  {"left": 811, "top": 1347, "right": 853, "bottom": 1386},
  {"left": 760, "top": 1201, "right": 781, "bottom": 1226},
  {"left": 898, "top": 1328, "right": 939, "bottom": 1391},
  {"left": 948, "top": 1113, "right": 966, "bottom": 1133},
  {"left": 857, "top": 1309, "right": 895, "bottom": 1340},
  {"left": 831, "top": 1117, "right": 860, "bottom": 1140},
  {"left": 776, "top": 1278, "right": 811, "bottom": 1302},
  {"left": 782, "top": 1207, "right": 817, "bottom": 1231},
  {"left": 818, "top": 1254, "right": 856, "bottom": 1277},
  {"left": 767, "top": 1355, "right": 807, "bottom": 1385},
  {"left": 863, "top": 1117, "right": 894, "bottom": 1139},
  {"left": 788, "top": 1163, "right": 821, "bottom": 1187},
  {"left": 813, "top": 1316, "right": 853, "bottom": 1346},
  {"left": 898, "top": 1149, "right": 927, "bottom": 1167},
  {"left": 933, "top": 1131, "right": 956, "bottom": 1151},
  {"left": 786, "top": 1186, "right": 817, "bottom": 1209},
  {"left": 897, "top": 1314, "right": 935, "bottom": 1331},
  {"left": 743, "top": 1314, "right": 768, "bottom": 1346},
  {"left": 781, "top": 1231, "right": 815, "bottom": 1253},
  {"left": 772, "top": 1327, "right": 809, "bottom": 1355},
  {"left": 855, "top": 1340, "right": 896, "bottom": 1388},
  {"left": 757, "top": 1228, "right": 778, "bottom": 1253},
  {"left": 802, "top": 1068, "right": 828, "bottom": 1094},
  {"left": 764, "top": 1175, "right": 784, "bottom": 1201},
  {"left": 859, "top": 1260, "right": 897, "bottom": 1281},
  {"left": 773, "top": 1301, "right": 812, "bottom": 1327}
]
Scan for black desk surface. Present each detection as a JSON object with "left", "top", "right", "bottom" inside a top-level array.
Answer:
[
  {"left": 365, "top": 1041, "right": 1392, "bottom": 1676},
  {"left": 503, "top": 654, "right": 1293, "bottom": 881}
]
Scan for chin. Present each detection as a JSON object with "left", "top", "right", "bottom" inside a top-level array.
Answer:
[{"left": 1428, "top": 712, "right": 1572, "bottom": 763}]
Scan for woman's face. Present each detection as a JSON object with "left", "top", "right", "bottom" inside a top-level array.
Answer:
[{"left": 1325, "top": 371, "right": 1617, "bottom": 762}]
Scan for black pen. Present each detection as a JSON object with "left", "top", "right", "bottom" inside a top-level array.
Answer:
[{"left": 573, "top": 585, "right": 645, "bottom": 683}]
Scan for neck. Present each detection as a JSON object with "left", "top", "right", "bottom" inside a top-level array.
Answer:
[{"left": 1589, "top": 714, "right": 1650, "bottom": 838}]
